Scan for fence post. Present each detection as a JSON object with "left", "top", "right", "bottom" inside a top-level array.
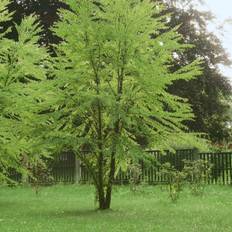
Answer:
[
  {"left": 193, "top": 148, "right": 200, "bottom": 161},
  {"left": 74, "top": 155, "right": 81, "bottom": 183}
]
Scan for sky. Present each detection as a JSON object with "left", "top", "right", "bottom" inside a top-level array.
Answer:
[{"left": 199, "top": 0, "right": 232, "bottom": 81}]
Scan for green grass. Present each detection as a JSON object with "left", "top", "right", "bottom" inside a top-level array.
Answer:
[{"left": 0, "top": 184, "right": 232, "bottom": 232}]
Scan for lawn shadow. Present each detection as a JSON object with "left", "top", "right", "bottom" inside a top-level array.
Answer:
[
  {"left": 57, "top": 206, "right": 122, "bottom": 218},
  {"left": 27, "top": 207, "right": 120, "bottom": 219},
  {"left": 0, "top": 200, "right": 22, "bottom": 209},
  {"left": 62, "top": 208, "right": 116, "bottom": 217}
]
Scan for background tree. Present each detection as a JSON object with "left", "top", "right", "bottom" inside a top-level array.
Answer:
[
  {"left": 160, "top": 0, "right": 232, "bottom": 144},
  {"left": 37, "top": 0, "right": 203, "bottom": 210}
]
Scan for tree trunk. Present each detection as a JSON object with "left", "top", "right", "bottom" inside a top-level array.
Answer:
[
  {"left": 97, "top": 151, "right": 116, "bottom": 210},
  {"left": 97, "top": 188, "right": 113, "bottom": 210},
  {"left": 105, "top": 152, "right": 116, "bottom": 209},
  {"left": 98, "top": 197, "right": 108, "bottom": 210}
]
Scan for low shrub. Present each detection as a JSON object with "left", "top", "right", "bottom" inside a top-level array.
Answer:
[
  {"left": 160, "top": 163, "right": 186, "bottom": 202},
  {"left": 159, "top": 159, "right": 212, "bottom": 201},
  {"left": 129, "top": 163, "right": 142, "bottom": 192},
  {"left": 183, "top": 159, "right": 212, "bottom": 196}
]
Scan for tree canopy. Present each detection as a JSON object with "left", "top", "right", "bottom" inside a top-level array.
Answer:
[{"left": 7, "top": 0, "right": 232, "bottom": 145}]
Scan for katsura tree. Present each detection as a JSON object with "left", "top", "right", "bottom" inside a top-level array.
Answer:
[
  {"left": 0, "top": 0, "right": 49, "bottom": 183},
  {"left": 46, "top": 0, "right": 202, "bottom": 209}
]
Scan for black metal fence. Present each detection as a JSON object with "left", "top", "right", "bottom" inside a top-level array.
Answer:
[
  {"left": 9, "top": 149, "right": 232, "bottom": 185},
  {"left": 52, "top": 149, "right": 232, "bottom": 185},
  {"left": 52, "top": 152, "right": 76, "bottom": 183}
]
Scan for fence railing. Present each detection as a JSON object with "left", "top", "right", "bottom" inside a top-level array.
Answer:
[{"left": 9, "top": 149, "right": 232, "bottom": 185}]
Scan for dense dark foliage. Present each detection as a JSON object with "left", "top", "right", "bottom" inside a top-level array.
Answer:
[{"left": 162, "top": 0, "right": 232, "bottom": 143}]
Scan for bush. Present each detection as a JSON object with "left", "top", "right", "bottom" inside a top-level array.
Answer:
[
  {"left": 129, "top": 163, "right": 142, "bottom": 192},
  {"left": 160, "top": 163, "right": 186, "bottom": 202},
  {"left": 29, "top": 160, "right": 53, "bottom": 195},
  {"left": 183, "top": 159, "right": 212, "bottom": 196},
  {"left": 160, "top": 159, "right": 212, "bottom": 201}
]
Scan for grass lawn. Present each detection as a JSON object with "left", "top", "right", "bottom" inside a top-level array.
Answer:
[{"left": 0, "top": 184, "right": 232, "bottom": 232}]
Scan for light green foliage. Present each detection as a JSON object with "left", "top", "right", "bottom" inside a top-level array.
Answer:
[
  {"left": 166, "top": 133, "right": 209, "bottom": 151},
  {"left": 42, "top": 0, "right": 203, "bottom": 208},
  {"left": 51, "top": 0, "right": 202, "bottom": 148},
  {"left": 0, "top": 0, "right": 49, "bottom": 182},
  {"left": 0, "top": 0, "right": 12, "bottom": 33}
]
